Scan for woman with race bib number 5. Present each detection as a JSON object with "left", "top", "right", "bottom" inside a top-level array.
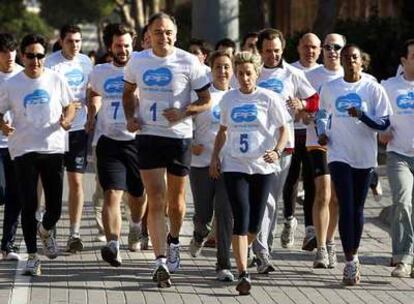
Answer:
[{"left": 209, "top": 51, "right": 289, "bottom": 295}]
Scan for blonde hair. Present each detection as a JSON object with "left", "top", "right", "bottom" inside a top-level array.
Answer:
[{"left": 233, "top": 51, "right": 262, "bottom": 75}]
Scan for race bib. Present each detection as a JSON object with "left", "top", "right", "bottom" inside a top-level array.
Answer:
[
  {"left": 230, "top": 130, "right": 265, "bottom": 158},
  {"left": 106, "top": 100, "right": 125, "bottom": 122},
  {"left": 142, "top": 99, "right": 170, "bottom": 126}
]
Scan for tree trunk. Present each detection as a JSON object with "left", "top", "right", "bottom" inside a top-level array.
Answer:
[
  {"left": 313, "top": 0, "right": 337, "bottom": 38},
  {"left": 165, "top": 0, "right": 176, "bottom": 14}
]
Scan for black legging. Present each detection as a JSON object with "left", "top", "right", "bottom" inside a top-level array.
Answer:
[
  {"left": 282, "top": 129, "right": 315, "bottom": 226},
  {"left": 223, "top": 172, "right": 274, "bottom": 235},
  {"left": 329, "top": 161, "right": 372, "bottom": 259},
  {"left": 14, "top": 153, "right": 64, "bottom": 254}
]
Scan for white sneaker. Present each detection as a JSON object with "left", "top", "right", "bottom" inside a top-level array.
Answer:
[
  {"left": 2, "top": 250, "right": 22, "bottom": 261},
  {"left": 128, "top": 224, "right": 142, "bottom": 252},
  {"left": 37, "top": 223, "right": 59, "bottom": 259},
  {"left": 313, "top": 247, "right": 329, "bottom": 269},
  {"left": 326, "top": 242, "right": 337, "bottom": 268},
  {"left": 23, "top": 254, "right": 41, "bottom": 276},
  {"left": 280, "top": 217, "right": 298, "bottom": 248},
  {"left": 256, "top": 252, "right": 276, "bottom": 274},
  {"left": 216, "top": 269, "right": 234, "bottom": 282},
  {"left": 152, "top": 258, "right": 171, "bottom": 288},
  {"left": 101, "top": 241, "right": 122, "bottom": 267},
  {"left": 167, "top": 242, "right": 181, "bottom": 273}
]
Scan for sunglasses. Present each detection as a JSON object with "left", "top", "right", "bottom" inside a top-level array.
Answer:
[
  {"left": 25, "top": 52, "right": 46, "bottom": 60},
  {"left": 323, "top": 44, "right": 342, "bottom": 51}
]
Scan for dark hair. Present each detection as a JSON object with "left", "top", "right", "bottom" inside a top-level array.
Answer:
[
  {"left": 147, "top": 12, "right": 177, "bottom": 29},
  {"left": 0, "top": 33, "right": 18, "bottom": 52},
  {"left": 52, "top": 40, "right": 61, "bottom": 52},
  {"left": 257, "top": 28, "right": 285, "bottom": 51},
  {"left": 103, "top": 23, "right": 135, "bottom": 49},
  {"left": 241, "top": 32, "right": 259, "bottom": 48},
  {"left": 214, "top": 38, "right": 236, "bottom": 54},
  {"left": 60, "top": 24, "right": 81, "bottom": 40},
  {"left": 20, "top": 33, "right": 48, "bottom": 54},
  {"left": 340, "top": 43, "right": 362, "bottom": 57},
  {"left": 141, "top": 24, "right": 149, "bottom": 41},
  {"left": 189, "top": 38, "right": 212, "bottom": 56},
  {"left": 400, "top": 39, "right": 414, "bottom": 58}
]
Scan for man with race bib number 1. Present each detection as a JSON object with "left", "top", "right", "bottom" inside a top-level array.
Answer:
[{"left": 122, "top": 12, "right": 211, "bottom": 287}]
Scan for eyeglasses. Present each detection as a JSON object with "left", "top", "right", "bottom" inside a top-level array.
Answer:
[
  {"left": 24, "top": 53, "right": 46, "bottom": 60},
  {"left": 323, "top": 44, "right": 343, "bottom": 52}
]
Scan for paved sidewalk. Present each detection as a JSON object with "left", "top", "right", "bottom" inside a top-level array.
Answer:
[{"left": 1, "top": 173, "right": 413, "bottom": 304}]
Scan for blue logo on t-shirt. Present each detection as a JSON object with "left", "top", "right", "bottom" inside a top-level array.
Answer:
[
  {"left": 143, "top": 67, "right": 172, "bottom": 86},
  {"left": 396, "top": 92, "right": 414, "bottom": 109},
  {"left": 104, "top": 76, "right": 124, "bottom": 94},
  {"left": 231, "top": 104, "right": 257, "bottom": 123},
  {"left": 258, "top": 78, "right": 284, "bottom": 93},
  {"left": 24, "top": 89, "right": 50, "bottom": 108},
  {"left": 212, "top": 105, "right": 220, "bottom": 122},
  {"left": 335, "top": 93, "right": 362, "bottom": 112},
  {"left": 65, "top": 69, "right": 85, "bottom": 87}
]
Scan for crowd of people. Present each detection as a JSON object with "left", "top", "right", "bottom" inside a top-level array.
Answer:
[{"left": 0, "top": 11, "right": 413, "bottom": 296}]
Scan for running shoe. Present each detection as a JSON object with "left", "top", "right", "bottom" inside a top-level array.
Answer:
[
  {"left": 128, "top": 224, "right": 141, "bottom": 252},
  {"left": 326, "top": 242, "right": 337, "bottom": 268},
  {"left": 189, "top": 236, "right": 205, "bottom": 258},
  {"left": 256, "top": 252, "right": 276, "bottom": 274},
  {"left": 101, "top": 241, "right": 122, "bottom": 267},
  {"left": 37, "top": 223, "right": 59, "bottom": 259},
  {"left": 302, "top": 225, "right": 317, "bottom": 251},
  {"left": 216, "top": 269, "right": 234, "bottom": 282},
  {"left": 23, "top": 254, "right": 41, "bottom": 276},
  {"left": 152, "top": 258, "right": 171, "bottom": 288},
  {"left": 236, "top": 271, "right": 252, "bottom": 295},
  {"left": 343, "top": 260, "right": 361, "bottom": 286},
  {"left": 167, "top": 242, "right": 180, "bottom": 273},
  {"left": 2, "top": 247, "right": 22, "bottom": 261},
  {"left": 280, "top": 216, "right": 297, "bottom": 248},
  {"left": 313, "top": 247, "right": 329, "bottom": 268},
  {"left": 66, "top": 235, "right": 84, "bottom": 253},
  {"left": 391, "top": 263, "right": 411, "bottom": 278}
]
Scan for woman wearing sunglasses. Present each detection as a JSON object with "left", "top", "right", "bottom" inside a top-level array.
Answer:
[
  {"left": 317, "top": 44, "right": 392, "bottom": 285},
  {"left": 210, "top": 51, "right": 289, "bottom": 295}
]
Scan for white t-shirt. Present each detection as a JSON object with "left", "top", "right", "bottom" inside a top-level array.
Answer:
[
  {"left": 0, "top": 69, "right": 74, "bottom": 159},
  {"left": 191, "top": 85, "right": 228, "bottom": 167},
  {"left": 320, "top": 77, "right": 392, "bottom": 168},
  {"left": 45, "top": 51, "right": 93, "bottom": 132},
  {"left": 291, "top": 60, "right": 321, "bottom": 73},
  {"left": 90, "top": 63, "right": 136, "bottom": 141},
  {"left": 124, "top": 48, "right": 210, "bottom": 139},
  {"left": 257, "top": 61, "right": 316, "bottom": 145},
  {"left": 305, "top": 66, "right": 343, "bottom": 147},
  {"left": 0, "top": 64, "right": 23, "bottom": 148},
  {"left": 381, "top": 75, "right": 414, "bottom": 157},
  {"left": 220, "top": 87, "right": 289, "bottom": 175}
]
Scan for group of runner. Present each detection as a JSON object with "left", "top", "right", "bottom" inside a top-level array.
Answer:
[{"left": 0, "top": 11, "right": 413, "bottom": 296}]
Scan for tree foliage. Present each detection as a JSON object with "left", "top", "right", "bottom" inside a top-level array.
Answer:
[
  {"left": 0, "top": 1, "right": 52, "bottom": 39},
  {"left": 39, "top": 0, "right": 115, "bottom": 28}
]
